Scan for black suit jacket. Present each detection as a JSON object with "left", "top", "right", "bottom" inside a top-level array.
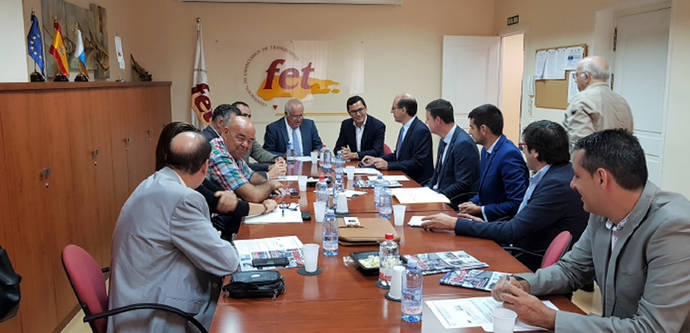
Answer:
[
  {"left": 453, "top": 163, "right": 588, "bottom": 271},
  {"left": 202, "top": 125, "right": 220, "bottom": 142},
  {"left": 382, "top": 117, "right": 433, "bottom": 184},
  {"left": 427, "top": 126, "right": 480, "bottom": 204},
  {"left": 263, "top": 118, "right": 323, "bottom": 156},
  {"left": 334, "top": 115, "right": 386, "bottom": 159}
]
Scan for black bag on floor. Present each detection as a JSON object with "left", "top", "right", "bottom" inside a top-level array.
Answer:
[
  {"left": 222, "top": 270, "right": 285, "bottom": 299},
  {"left": 0, "top": 246, "right": 21, "bottom": 322}
]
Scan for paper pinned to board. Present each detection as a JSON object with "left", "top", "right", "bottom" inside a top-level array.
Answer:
[
  {"left": 564, "top": 46, "right": 585, "bottom": 70},
  {"left": 535, "top": 49, "right": 547, "bottom": 79},
  {"left": 568, "top": 71, "right": 580, "bottom": 103}
]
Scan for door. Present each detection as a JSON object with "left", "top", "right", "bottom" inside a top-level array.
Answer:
[{"left": 613, "top": 6, "right": 671, "bottom": 184}]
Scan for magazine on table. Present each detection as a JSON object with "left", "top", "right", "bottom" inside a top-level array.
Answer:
[
  {"left": 403, "top": 250, "right": 488, "bottom": 275},
  {"left": 440, "top": 269, "right": 509, "bottom": 291}
]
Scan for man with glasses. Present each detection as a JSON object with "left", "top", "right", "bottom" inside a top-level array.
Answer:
[
  {"left": 263, "top": 98, "right": 323, "bottom": 156},
  {"left": 563, "top": 56, "right": 633, "bottom": 151},
  {"left": 334, "top": 95, "right": 386, "bottom": 161},
  {"left": 231, "top": 101, "right": 286, "bottom": 173},
  {"left": 421, "top": 120, "right": 587, "bottom": 271}
]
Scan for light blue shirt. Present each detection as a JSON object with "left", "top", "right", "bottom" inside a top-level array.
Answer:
[
  {"left": 516, "top": 164, "right": 551, "bottom": 214},
  {"left": 399, "top": 116, "right": 416, "bottom": 144},
  {"left": 284, "top": 117, "right": 302, "bottom": 153}
]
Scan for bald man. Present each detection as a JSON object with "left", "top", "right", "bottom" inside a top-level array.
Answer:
[
  {"left": 109, "top": 132, "right": 239, "bottom": 332},
  {"left": 564, "top": 56, "right": 633, "bottom": 150},
  {"left": 207, "top": 116, "right": 284, "bottom": 203}
]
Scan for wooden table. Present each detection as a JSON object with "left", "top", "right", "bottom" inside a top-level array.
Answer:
[{"left": 209, "top": 162, "right": 583, "bottom": 332}]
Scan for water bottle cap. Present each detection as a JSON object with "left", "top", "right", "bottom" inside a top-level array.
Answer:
[
  {"left": 319, "top": 175, "right": 325, "bottom": 180},
  {"left": 385, "top": 233, "right": 394, "bottom": 240},
  {"left": 326, "top": 209, "right": 335, "bottom": 215},
  {"left": 377, "top": 174, "right": 383, "bottom": 179},
  {"left": 322, "top": 144, "right": 326, "bottom": 147},
  {"left": 407, "top": 259, "right": 417, "bottom": 269}
]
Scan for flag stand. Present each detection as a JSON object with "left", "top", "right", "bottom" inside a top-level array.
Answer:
[{"left": 30, "top": 62, "right": 45, "bottom": 82}]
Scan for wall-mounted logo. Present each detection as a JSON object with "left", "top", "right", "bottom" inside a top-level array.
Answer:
[{"left": 244, "top": 45, "right": 340, "bottom": 107}]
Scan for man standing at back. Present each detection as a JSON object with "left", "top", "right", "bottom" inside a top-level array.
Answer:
[
  {"left": 263, "top": 98, "right": 323, "bottom": 156},
  {"left": 109, "top": 131, "right": 239, "bottom": 332},
  {"left": 423, "top": 99, "right": 480, "bottom": 205},
  {"left": 334, "top": 95, "right": 386, "bottom": 160},
  {"left": 458, "top": 104, "right": 529, "bottom": 221},
  {"left": 361, "top": 93, "right": 433, "bottom": 184},
  {"left": 564, "top": 56, "right": 633, "bottom": 150}
]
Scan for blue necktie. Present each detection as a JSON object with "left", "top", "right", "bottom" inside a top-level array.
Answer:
[
  {"left": 292, "top": 129, "right": 303, "bottom": 156},
  {"left": 396, "top": 126, "right": 405, "bottom": 159}
]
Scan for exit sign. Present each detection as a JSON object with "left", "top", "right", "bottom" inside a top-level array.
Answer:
[{"left": 507, "top": 15, "right": 519, "bottom": 25}]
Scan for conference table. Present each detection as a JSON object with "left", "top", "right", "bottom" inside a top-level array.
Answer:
[{"left": 210, "top": 161, "right": 583, "bottom": 332}]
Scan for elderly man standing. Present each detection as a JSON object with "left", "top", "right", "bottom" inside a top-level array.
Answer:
[
  {"left": 108, "top": 131, "right": 239, "bottom": 332},
  {"left": 208, "top": 116, "right": 284, "bottom": 203},
  {"left": 564, "top": 56, "right": 633, "bottom": 150},
  {"left": 263, "top": 98, "right": 323, "bottom": 156}
]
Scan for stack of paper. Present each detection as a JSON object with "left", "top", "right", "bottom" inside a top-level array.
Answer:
[
  {"left": 243, "top": 207, "right": 303, "bottom": 224},
  {"left": 353, "top": 168, "right": 381, "bottom": 175},
  {"left": 367, "top": 175, "right": 409, "bottom": 181},
  {"left": 391, "top": 187, "right": 449, "bottom": 204}
]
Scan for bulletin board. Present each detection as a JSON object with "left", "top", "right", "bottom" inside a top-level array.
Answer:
[{"left": 534, "top": 44, "right": 587, "bottom": 109}]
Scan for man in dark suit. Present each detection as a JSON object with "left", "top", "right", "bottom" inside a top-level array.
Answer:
[
  {"left": 334, "top": 95, "right": 385, "bottom": 160},
  {"left": 421, "top": 120, "right": 588, "bottom": 271},
  {"left": 263, "top": 98, "right": 323, "bottom": 156},
  {"left": 201, "top": 104, "right": 234, "bottom": 142},
  {"left": 423, "top": 99, "right": 480, "bottom": 205},
  {"left": 458, "top": 104, "right": 529, "bottom": 221},
  {"left": 362, "top": 94, "right": 433, "bottom": 184}
]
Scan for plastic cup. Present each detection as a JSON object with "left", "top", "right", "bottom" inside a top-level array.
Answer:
[
  {"left": 493, "top": 308, "right": 517, "bottom": 333},
  {"left": 393, "top": 205, "right": 406, "bottom": 226},
  {"left": 298, "top": 176, "right": 308, "bottom": 192},
  {"left": 313, "top": 201, "right": 327, "bottom": 222},
  {"left": 310, "top": 151, "right": 319, "bottom": 164},
  {"left": 302, "top": 244, "right": 320, "bottom": 273},
  {"left": 389, "top": 265, "right": 405, "bottom": 299},
  {"left": 345, "top": 165, "right": 355, "bottom": 179}
]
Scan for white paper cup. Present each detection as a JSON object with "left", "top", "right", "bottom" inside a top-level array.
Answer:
[
  {"left": 313, "top": 201, "right": 327, "bottom": 222},
  {"left": 389, "top": 265, "right": 405, "bottom": 299},
  {"left": 345, "top": 165, "right": 355, "bottom": 179},
  {"left": 393, "top": 205, "right": 406, "bottom": 226},
  {"left": 493, "top": 308, "right": 517, "bottom": 333},
  {"left": 302, "top": 244, "right": 320, "bottom": 273},
  {"left": 310, "top": 151, "right": 319, "bottom": 164},
  {"left": 298, "top": 176, "right": 308, "bottom": 192},
  {"left": 336, "top": 192, "right": 348, "bottom": 214}
]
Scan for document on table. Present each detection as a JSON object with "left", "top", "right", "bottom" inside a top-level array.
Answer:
[
  {"left": 243, "top": 207, "right": 303, "bottom": 224},
  {"left": 294, "top": 156, "right": 312, "bottom": 162},
  {"left": 354, "top": 168, "right": 381, "bottom": 175},
  {"left": 426, "top": 297, "right": 557, "bottom": 331},
  {"left": 407, "top": 216, "right": 427, "bottom": 227},
  {"left": 391, "top": 187, "right": 450, "bottom": 204},
  {"left": 327, "top": 189, "right": 367, "bottom": 198},
  {"left": 367, "top": 175, "right": 409, "bottom": 181},
  {"left": 275, "top": 175, "right": 300, "bottom": 181}
]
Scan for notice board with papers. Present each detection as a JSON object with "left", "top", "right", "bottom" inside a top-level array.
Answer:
[{"left": 534, "top": 44, "right": 587, "bottom": 109}]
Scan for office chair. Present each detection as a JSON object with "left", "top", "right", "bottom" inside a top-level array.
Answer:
[
  {"left": 383, "top": 144, "right": 392, "bottom": 155},
  {"left": 61, "top": 244, "right": 208, "bottom": 333},
  {"left": 503, "top": 230, "right": 572, "bottom": 269}
]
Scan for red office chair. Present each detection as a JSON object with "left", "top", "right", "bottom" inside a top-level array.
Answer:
[
  {"left": 383, "top": 144, "right": 392, "bottom": 155},
  {"left": 502, "top": 231, "right": 572, "bottom": 269},
  {"left": 61, "top": 244, "right": 207, "bottom": 333}
]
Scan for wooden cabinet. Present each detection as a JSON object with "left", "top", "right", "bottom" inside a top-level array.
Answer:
[{"left": 0, "top": 82, "right": 171, "bottom": 333}]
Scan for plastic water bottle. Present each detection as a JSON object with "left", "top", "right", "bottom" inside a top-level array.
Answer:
[
  {"left": 373, "top": 174, "right": 384, "bottom": 208},
  {"left": 322, "top": 147, "right": 332, "bottom": 173},
  {"left": 286, "top": 142, "right": 296, "bottom": 164},
  {"left": 316, "top": 175, "right": 329, "bottom": 204},
  {"left": 378, "top": 233, "right": 399, "bottom": 288},
  {"left": 402, "top": 259, "right": 423, "bottom": 323},
  {"left": 319, "top": 144, "right": 327, "bottom": 167},
  {"left": 322, "top": 209, "right": 338, "bottom": 256},
  {"left": 335, "top": 151, "right": 345, "bottom": 179},
  {"left": 331, "top": 174, "right": 344, "bottom": 209},
  {"left": 378, "top": 184, "right": 392, "bottom": 219}
]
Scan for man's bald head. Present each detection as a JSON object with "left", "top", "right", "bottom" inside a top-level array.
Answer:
[
  {"left": 224, "top": 115, "right": 256, "bottom": 158},
  {"left": 168, "top": 132, "right": 211, "bottom": 174}
]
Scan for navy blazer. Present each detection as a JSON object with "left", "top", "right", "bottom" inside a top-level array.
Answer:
[
  {"left": 382, "top": 117, "right": 433, "bottom": 184},
  {"left": 263, "top": 117, "right": 323, "bottom": 156},
  {"left": 427, "top": 126, "right": 480, "bottom": 203},
  {"left": 455, "top": 163, "right": 588, "bottom": 271},
  {"left": 334, "top": 115, "right": 386, "bottom": 159},
  {"left": 202, "top": 125, "right": 220, "bottom": 142},
  {"left": 470, "top": 135, "right": 529, "bottom": 220}
]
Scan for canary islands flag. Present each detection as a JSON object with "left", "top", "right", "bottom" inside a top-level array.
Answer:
[
  {"left": 27, "top": 14, "right": 45, "bottom": 75},
  {"left": 74, "top": 28, "right": 88, "bottom": 77},
  {"left": 49, "top": 21, "right": 69, "bottom": 76}
]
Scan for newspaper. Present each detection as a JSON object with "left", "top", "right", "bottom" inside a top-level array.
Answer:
[
  {"left": 440, "top": 269, "right": 509, "bottom": 291},
  {"left": 404, "top": 250, "right": 488, "bottom": 275}
]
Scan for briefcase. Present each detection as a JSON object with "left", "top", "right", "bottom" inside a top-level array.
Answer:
[{"left": 222, "top": 270, "right": 285, "bottom": 299}]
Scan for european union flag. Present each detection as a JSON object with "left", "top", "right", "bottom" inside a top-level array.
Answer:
[{"left": 27, "top": 14, "right": 45, "bottom": 75}]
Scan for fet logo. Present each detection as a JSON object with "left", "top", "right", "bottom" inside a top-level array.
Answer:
[{"left": 257, "top": 59, "right": 340, "bottom": 101}]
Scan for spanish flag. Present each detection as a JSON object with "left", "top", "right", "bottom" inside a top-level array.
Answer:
[{"left": 49, "top": 21, "right": 69, "bottom": 76}]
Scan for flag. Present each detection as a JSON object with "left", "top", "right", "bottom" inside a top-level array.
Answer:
[
  {"left": 191, "top": 20, "right": 212, "bottom": 127},
  {"left": 27, "top": 14, "right": 45, "bottom": 75},
  {"left": 49, "top": 21, "right": 69, "bottom": 76},
  {"left": 73, "top": 28, "right": 88, "bottom": 77}
]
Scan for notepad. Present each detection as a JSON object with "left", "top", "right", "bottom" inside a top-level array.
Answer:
[
  {"left": 367, "top": 175, "right": 409, "bottom": 181},
  {"left": 391, "top": 187, "right": 450, "bottom": 204}
]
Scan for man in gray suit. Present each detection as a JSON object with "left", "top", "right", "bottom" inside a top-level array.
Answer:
[
  {"left": 491, "top": 129, "right": 690, "bottom": 332},
  {"left": 108, "top": 131, "right": 239, "bottom": 332}
]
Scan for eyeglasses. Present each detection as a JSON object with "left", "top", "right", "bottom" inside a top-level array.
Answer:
[
  {"left": 287, "top": 113, "right": 303, "bottom": 119},
  {"left": 348, "top": 107, "right": 365, "bottom": 115},
  {"left": 240, "top": 113, "right": 251, "bottom": 118}
]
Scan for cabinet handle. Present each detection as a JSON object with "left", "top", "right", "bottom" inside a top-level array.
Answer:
[
  {"left": 124, "top": 138, "right": 131, "bottom": 145},
  {"left": 92, "top": 149, "right": 100, "bottom": 158},
  {"left": 40, "top": 168, "right": 51, "bottom": 179}
]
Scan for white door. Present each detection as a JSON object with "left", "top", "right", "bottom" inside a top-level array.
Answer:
[
  {"left": 613, "top": 6, "right": 670, "bottom": 184},
  {"left": 442, "top": 36, "right": 500, "bottom": 130}
]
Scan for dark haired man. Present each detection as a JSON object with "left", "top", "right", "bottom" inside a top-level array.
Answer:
[
  {"left": 422, "top": 120, "right": 588, "bottom": 271},
  {"left": 492, "top": 129, "right": 690, "bottom": 331},
  {"left": 458, "top": 104, "right": 529, "bottom": 221},
  {"left": 109, "top": 131, "right": 239, "bottom": 332},
  {"left": 334, "top": 95, "right": 386, "bottom": 160},
  {"left": 424, "top": 99, "right": 480, "bottom": 205},
  {"left": 202, "top": 104, "right": 239, "bottom": 142},
  {"left": 361, "top": 93, "right": 433, "bottom": 184}
]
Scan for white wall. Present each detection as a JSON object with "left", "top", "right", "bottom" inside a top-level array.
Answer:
[{"left": 1, "top": 0, "right": 28, "bottom": 82}]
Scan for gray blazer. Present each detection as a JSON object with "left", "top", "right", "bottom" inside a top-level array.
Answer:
[
  {"left": 518, "top": 182, "right": 690, "bottom": 332},
  {"left": 108, "top": 167, "right": 239, "bottom": 332}
]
